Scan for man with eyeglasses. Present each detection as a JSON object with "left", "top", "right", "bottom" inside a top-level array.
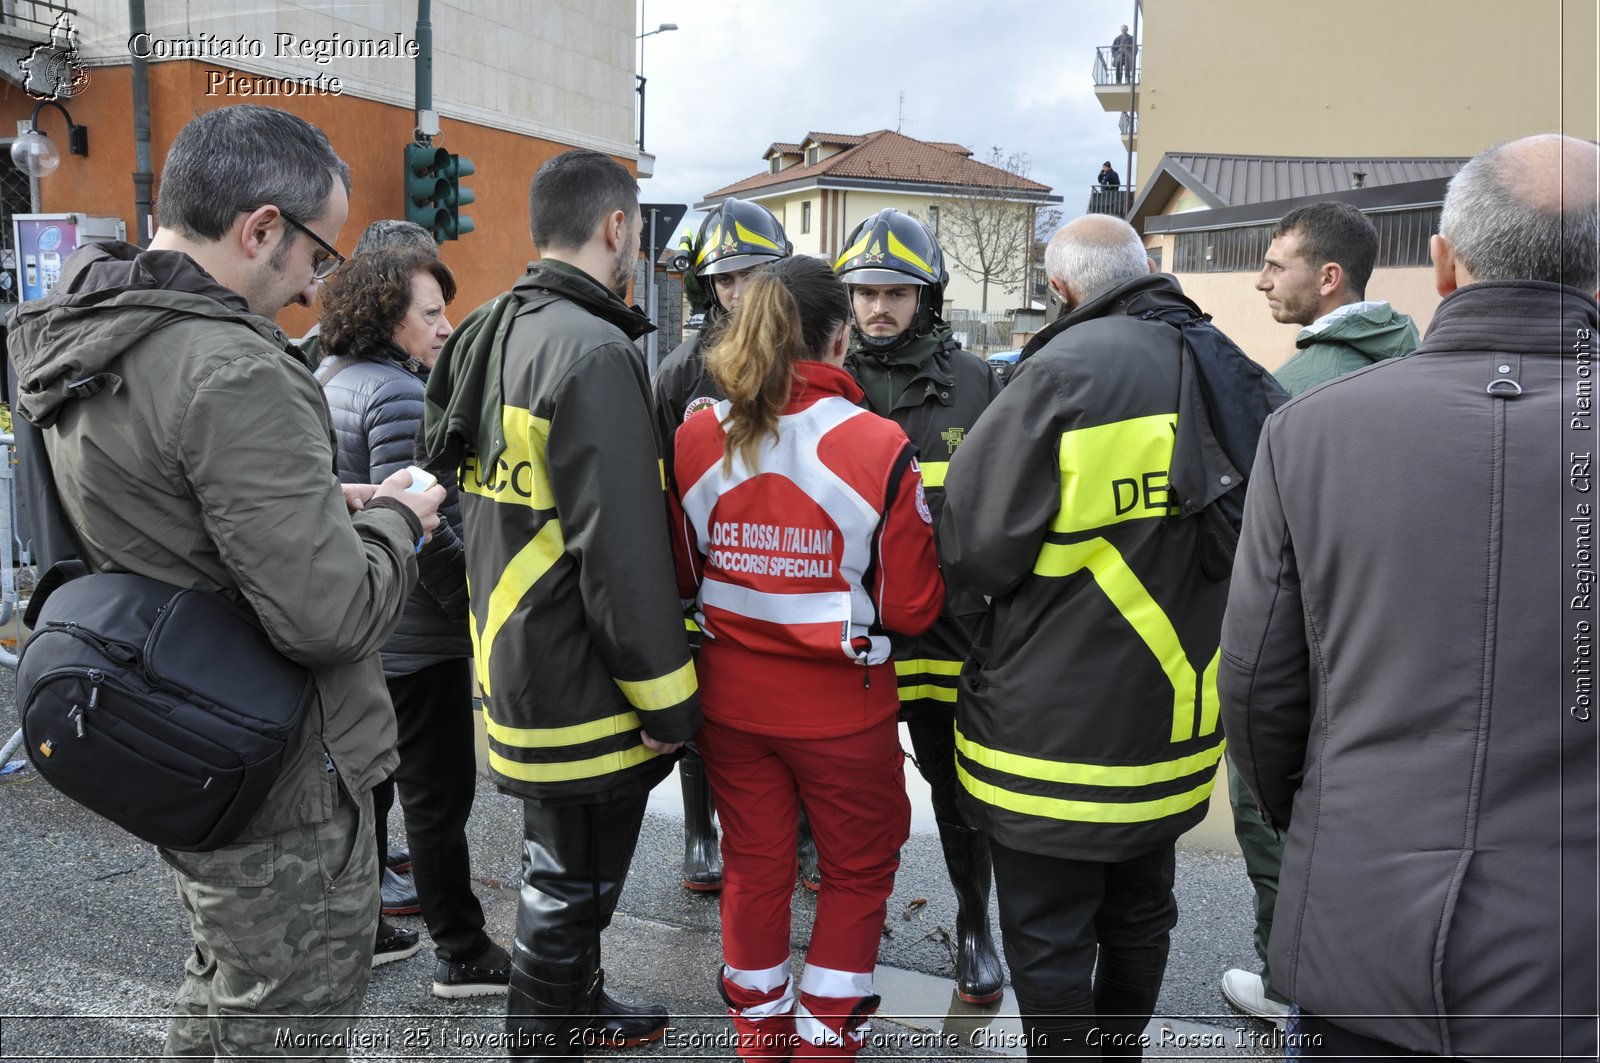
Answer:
[{"left": 8, "top": 103, "right": 442, "bottom": 1058}]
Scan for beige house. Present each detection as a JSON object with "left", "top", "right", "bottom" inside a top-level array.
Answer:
[
  {"left": 700, "top": 130, "right": 1061, "bottom": 319},
  {"left": 1094, "top": 0, "right": 1598, "bottom": 376}
]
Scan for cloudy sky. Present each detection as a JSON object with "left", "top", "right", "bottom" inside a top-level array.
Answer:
[{"left": 635, "top": 0, "right": 1138, "bottom": 240}]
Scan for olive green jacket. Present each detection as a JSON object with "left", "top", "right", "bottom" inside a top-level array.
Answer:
[{"left": 8, "top": 242, "right": 417, "bottom": 837}]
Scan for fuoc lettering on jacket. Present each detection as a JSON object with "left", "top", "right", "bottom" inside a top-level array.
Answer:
[{"left": 463, "top": 453, "right": 540, "bottom": 499}]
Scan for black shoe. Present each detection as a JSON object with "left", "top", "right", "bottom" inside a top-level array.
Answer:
[
  {"left": 381, "top": 866, "right": 422, "bottom": 916},
  {"left": 386, "top": 848, "right": 412, "bottom": 874},
  {"left": 433, "top": 940, "right": 511, "bottom": 999},
  {"left": 583, "top": 969, "right": 669, "bottom": 1048},
  {"left": 372, "top": 919, "right": 422, "bottom": 968}
]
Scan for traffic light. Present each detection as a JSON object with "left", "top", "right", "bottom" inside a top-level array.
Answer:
[
  {"left": 404, "top": 143, "right": 449, "bottom": 240},
  {"left": 438, "top": 153, "right": 475, "bottom": 241}
]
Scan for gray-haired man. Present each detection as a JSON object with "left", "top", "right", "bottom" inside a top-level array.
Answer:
[{"left": 1221, "top": 133, "right": 1598, "bottom": 1059}]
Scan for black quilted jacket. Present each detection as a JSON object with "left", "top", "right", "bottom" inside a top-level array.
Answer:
[{"left": 320, "top": 346, "right": 471, "bottom": 676}]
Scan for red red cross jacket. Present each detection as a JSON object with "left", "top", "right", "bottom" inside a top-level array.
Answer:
[{"left": 670, "top": 361, "right": 943, "bottom": 738}]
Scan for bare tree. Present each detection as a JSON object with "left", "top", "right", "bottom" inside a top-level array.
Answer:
[{"left": 938, "top": 148, "right": 1048, "bottom": 313}]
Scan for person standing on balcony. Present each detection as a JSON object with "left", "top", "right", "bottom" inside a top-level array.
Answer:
[
  {"left": 1098, "top": 162, "right": 1122, "bottom": 189},
  {"left": 1112, "top": 24, "right": 1135, "bottom": 83},
  {"left": 834, "top": 208, "right": 1006, "bottom": 1006}
]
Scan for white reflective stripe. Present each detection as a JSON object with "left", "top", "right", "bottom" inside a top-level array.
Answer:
[
  {"left": 795, "top": 1004, "right": 870, "bottom": 1047},
  {"left": 799, "top": 963, "right": 874, "bottom": 999},
  {"left": 702, "top": 579, "right": 850, "bottom": 627},
  {"left": 724, "top": 959, "right": 792, "bottom": 994},
  {"left": 681, "top": 396, "right": 884, "bottom": 635}
]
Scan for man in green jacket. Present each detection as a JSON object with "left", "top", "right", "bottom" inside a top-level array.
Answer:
[
  {"left": 1225, "top": 199, "right": 1419, "bottom": 1026},
  {"left": 6, "top": 104, "right": 442, "bottom": 1058},
  {"left": 1256, "top": 201, "right": 1419, "bottom": 397}
]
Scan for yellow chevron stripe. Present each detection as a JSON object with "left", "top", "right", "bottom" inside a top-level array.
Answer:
[{"left": 473, "top": 519, "right": 565, "bottom": 697}]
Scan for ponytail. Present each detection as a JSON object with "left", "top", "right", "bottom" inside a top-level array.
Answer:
[{"left": 704, "top": 256, "right": 851, "bottom": 473}]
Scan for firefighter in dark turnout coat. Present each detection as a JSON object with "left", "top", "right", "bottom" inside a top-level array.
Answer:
[
  {"left": 834, "top": 209, "right": 1005, "bottom": 1004},
  {"left": 424, "top": 151, "right": 699, "bottom": 1061}
]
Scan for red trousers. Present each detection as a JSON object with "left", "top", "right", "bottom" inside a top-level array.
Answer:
[{"left": 698, "top": 716, "right": 910, "bottom": 1058}]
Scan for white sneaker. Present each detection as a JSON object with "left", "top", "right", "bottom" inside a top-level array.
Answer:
[{"left": 1221, "top": 968, "right": 1288, "bottom": 1028}]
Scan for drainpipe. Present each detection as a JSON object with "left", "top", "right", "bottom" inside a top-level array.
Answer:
[
  {"left": 1124, "top": 0, "right": 1139, "bottom": 217},
  {"left": 129, "top": 0, "right": 154, "bottom": 244}
]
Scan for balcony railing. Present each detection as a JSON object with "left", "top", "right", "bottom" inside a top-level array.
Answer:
[
  {"left": 1120, "top": 111, "right": 1138, "bottom": 137},
  {"left": 1086, "top": 185, "right": 1134, "bottom": 218},
  {"left": 0, "top": 1, "right": 77, "bottom": 38},
  {"left": 1092, "top": 44, "right": 1139, "bottom": 87}
]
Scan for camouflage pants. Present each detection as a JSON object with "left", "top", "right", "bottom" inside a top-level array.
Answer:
[{"left": 159, "top": 785, "right": 378, "bottom": 1059}]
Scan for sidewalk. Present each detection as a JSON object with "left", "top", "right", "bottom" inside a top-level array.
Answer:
[{"left": 0, "top": 673, "right": 1277, "bottom": 1060}]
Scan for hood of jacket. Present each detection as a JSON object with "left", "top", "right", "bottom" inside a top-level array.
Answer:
[
  {"left": 1295, "top": 301, "right": 1417, "bottom": 362},
  {"left": 7, "top": 241, "right": 294, "bottom": 427},
  {"left": 422, "top": 259, "right": 654, "bottom": 476},
  {"left": 1020, "top": 273, "right": 1195, "bottom": 361}
]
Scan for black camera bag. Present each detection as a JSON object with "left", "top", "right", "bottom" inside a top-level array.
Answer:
[{"left": 16, "top": 563, "right": 315, "bottom": 851}]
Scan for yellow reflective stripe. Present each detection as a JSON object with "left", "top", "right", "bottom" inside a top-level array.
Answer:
[
  {"left": 696, "top": 222, "right": 722, "bottom": 269},
  {"left": 955, "top": 724, "right": 1223, "bottom": 787},
  {"left": 1033, "top": 537, "right": 1200, "bottom": 742},
  {"left": 900, "top": 683, "right": 959, "bottom": 703},
  {"left": 474, "top": 519, "right": 565, "bottom": 697},
  {"left": 1051, "top": 414, "right": 1178, "bottom": 535},
  {"left": 483, "top": 705, "right": 642, "bottom": 746},
  {"left": 685, "top": 617, "right": 701, "bottom": 633},
  {"left": 614, "top": 658, "right": 698, "bottom": 712},
  {"left": 460, "top": 406, "right": 555, "bottom": 510},
  {"left": 1199, "top": 649, "right": 1221, "bottom": 737},
  {"left": 488, "top": 743, "right": 659, "bottom": 784},
  {"left": 956, "top": 762, "right": 1216, "bottom": 824},
  {"left": 835, "top": 231, "right": 872, "bottom": 271},
  {"left": 734, "top": 219, "right": 781, "bottom": 252},
  {"left": 895, "top": 658, "right": 963, "bottom": 676},
  {"left": 887, "top": 229, "right": 934, "bottom": 275},
  {"left": 919, "top": 460, "right": 948, "bottom": 488},
  {"left": 658, "top": 458, "right": 665, "bottom": 492}
]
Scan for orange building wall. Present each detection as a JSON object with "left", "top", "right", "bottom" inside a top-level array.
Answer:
[{"left": 1, "top": 61, "right": 636, "bottom": 335}]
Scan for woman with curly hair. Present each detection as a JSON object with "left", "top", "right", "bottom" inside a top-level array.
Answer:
[{"left": 317, "top": 247, "right": 511, "bottom": 998}]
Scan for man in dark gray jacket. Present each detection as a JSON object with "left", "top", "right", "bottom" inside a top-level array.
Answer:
[{"left": 1220, "top": 133, "right": 1599, "bottom": 1060}]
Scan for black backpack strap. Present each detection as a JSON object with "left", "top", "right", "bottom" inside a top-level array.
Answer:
[{"left": 23, "top": 559, "right": 90, "bottom": 628}]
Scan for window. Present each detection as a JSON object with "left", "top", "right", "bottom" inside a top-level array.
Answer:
[
  {"left": 801, "top": 201, "right": 812, "bottom": 234},
  {"left": 770, "top": 157, "right": 781, "bottom": 175},
  {"left": 805, "top": 145, "right": 819, "bottom": 166},
  {"left": 927, "top": 205, "right": 940, "bottom": 234}
]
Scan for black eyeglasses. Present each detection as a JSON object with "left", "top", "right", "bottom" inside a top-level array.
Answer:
[{"left": 277, "top": 208, "right": 345, "bottom": 281}]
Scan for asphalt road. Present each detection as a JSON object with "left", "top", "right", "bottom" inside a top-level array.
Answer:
[{"left": 0, "top": 659, "right": 1277, "bottom": 1061}]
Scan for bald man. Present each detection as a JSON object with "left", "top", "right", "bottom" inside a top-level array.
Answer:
[
  {"left": 1220, "top": 134, "right": 1599, "bottom": 1061},
  {"left": 939, "top": 214, "right": 1282, "bottom": 1058}
]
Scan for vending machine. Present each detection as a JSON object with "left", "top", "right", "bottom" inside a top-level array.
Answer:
[{"left": 11, "top": 213, "right": 127, "bottom": 303}]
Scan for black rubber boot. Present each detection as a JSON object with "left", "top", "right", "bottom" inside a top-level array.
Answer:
[
  {"left": 505, "top": 953, "right": 585, "bottom": 1061},
  {"left": 581, "top": 965, "right": 670, "bottom": 1049},
  {"left": 678, "top": 749, "right": 723, "bottom": 892},
  {"left": 937, "top": 820, "right": 1005, "bottom": 1005},
  {"left": 796, "top": 806, "right": 821, "bottom": 892}
]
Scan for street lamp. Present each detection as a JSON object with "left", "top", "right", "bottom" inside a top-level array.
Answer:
[
  {"left": 635, "top": 22, "right": 678, "bottom": 153},
  {"left": 10, "top": 99, "right": 89, "bottom": 179}
]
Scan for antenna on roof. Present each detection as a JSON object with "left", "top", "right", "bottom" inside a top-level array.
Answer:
[{"left": 897, "top": 91, "right": 914, "bottom": 133}]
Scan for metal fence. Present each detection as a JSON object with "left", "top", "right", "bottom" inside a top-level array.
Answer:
[
  {"left": 947, "top": 309, "right": 1017, "bottom": 356},
  {"left": 1092, "top": 44, "right": 1139, "bottom": 87}
]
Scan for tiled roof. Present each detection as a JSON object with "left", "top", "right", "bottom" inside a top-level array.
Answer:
[
  {"left": 705, "top": 129, "right": 1052, "bottom": 201},
  {"left": 764, "top": 142, "right": 803, "bottom": 157},
  {"left": 802, "top": 131, "right": 867, "bottom": 146}
]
